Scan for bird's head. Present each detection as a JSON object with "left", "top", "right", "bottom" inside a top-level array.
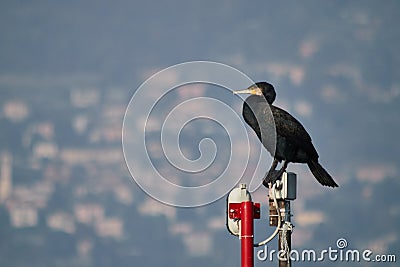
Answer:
[{"left": 234, "top": 82, "right": 276, "bottom": 104}]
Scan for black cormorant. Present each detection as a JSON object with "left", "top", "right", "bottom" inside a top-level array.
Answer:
[{"left": 234, "top": 82, "right": 338, "bottom": 188}]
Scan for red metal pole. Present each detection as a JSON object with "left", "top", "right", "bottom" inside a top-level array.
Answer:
[{"left": 241, "top": 201, "right": 254, "bottom": 267}]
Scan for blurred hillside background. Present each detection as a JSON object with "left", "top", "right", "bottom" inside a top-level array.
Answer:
[{"left": 0, "top": 1, "right": 399, "bottom": 266}]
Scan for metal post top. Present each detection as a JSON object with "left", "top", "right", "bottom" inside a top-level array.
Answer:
[{"left": 269, "top": 172, "right": 297, "bottom": 201}]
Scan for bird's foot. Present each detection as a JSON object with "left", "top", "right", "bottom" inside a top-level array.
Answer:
[{"left": 262, "top": 170, "right": 281, "bottom": 188}]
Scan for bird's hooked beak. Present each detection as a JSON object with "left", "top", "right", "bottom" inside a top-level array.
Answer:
[{"left": 233, "top": 87, "right": 262, "bottom": 96}]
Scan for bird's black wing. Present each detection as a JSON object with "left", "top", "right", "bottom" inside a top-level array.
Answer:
[{"left": 268, "top": 105, "right": 319, "bottom": 159}]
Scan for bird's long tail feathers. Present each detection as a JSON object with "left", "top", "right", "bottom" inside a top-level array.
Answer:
[{"left": 307, "top": 160, "right": 339, "bottom": 187}]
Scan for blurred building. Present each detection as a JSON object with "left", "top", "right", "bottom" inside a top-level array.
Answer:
[
  {"left": 0, "top": 151, "right": 12, "bottom": 203},
  {"left": 9, "top": 206, "right": 38, "bottom": 228}
]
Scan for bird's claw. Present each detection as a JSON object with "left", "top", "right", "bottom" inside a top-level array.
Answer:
[{"left": 262, "top": 170, "right": 280, "bottom": 188}]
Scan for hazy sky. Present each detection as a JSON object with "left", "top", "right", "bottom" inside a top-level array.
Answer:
[{"left": 1, "top": 1, "right": 400, "bottom": 266}]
